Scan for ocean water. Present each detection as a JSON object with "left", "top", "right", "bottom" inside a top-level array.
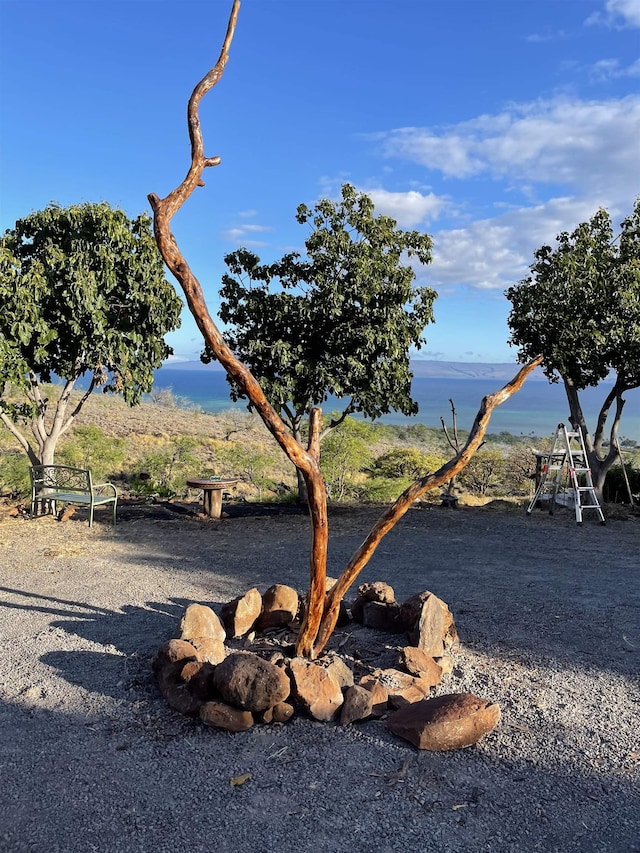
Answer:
[{"left": 151, "top": 367, "right": 640, "bottom": 442}]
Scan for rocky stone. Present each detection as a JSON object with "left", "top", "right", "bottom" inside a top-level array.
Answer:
[
  {"left": 258, "top": 701, "right": 295, "bottom": 724},
  {"left": 339, "top": 685, "right": 374, "bottom": 725},
  {"left": 179, "top": 661, "right": 218, "bottom": 702},
  {"left": 371, "top": 668, "right": 435, "bottom": 707},
  {"left": 152, "top": 645, "right": 203, "bottom": 717},
  {"left": 153, "top": 639, "right": 198, "bottom": 667},
  {"left": 386, "top": 693, "right": 501, "bottom": 750},
  {"left": 400, "top": 646, "right": 443, "bottom": 685},
  {"left": 180, "top": 603, "right": 226, "bottom": 643},
  {"left": 180, "top": 660, "right": 203, "bottom": 682},
  {"left": 212, "top": 652, "right": 290, "bottom": 712},
  {"left": 400, "top": 591, "right": 458, "bottom": 657},
  {"left": 200, "top": 701, "right": 254, "bottom": 732},
  {"left": 187, "top": 636, "right": 227, "bottom": 665},
  {"left": 318, "top": 652, "right": 354, "bottom": 689},
  {"left": 357, "top": 581, "right": 396, "bottom": 604},
  {"left": 434, "top": 654, "right": 454, "bottom": 675},
  {"left": 359, "top": 675, "right": 389, "bottom": 717},
  {"left": 220, "top": 588, "right": 262, "bottom": 638},
  {"left": 271, "top": 701, "right": 295, "bottom": 723},
  {"left": 288, "top": 658, "right": 344, "bottom": 722},
  {"left": 256, "top": 584, "right": 300, "bottom": 630},
  {"left": 361, "top": 601, "right": 402, "bottom": 632}
]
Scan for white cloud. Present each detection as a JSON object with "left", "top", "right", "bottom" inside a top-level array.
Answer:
[
  {"left": 586, "top": 0, "right": 640, "bottom": 27},
  {"left": 222, "top": 222, "right": 272, "bottom": 244},
  {"left": 364, "top": 187, "right": 445, "bottom": 227},
  {"left": 526, "top": 29, "right": 569, "bottom": 43},
  {"left": 589, "top": 57, "right": 640, "bottom": 81},
  {"left": 378, "top": 96, "right": 640, "bottom": 200},
  {"left": 424, "top": 195, "right": 628, "bottom": 293}
]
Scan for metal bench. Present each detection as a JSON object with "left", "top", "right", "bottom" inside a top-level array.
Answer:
[{"left": 30, "top": 465, "right": 118, "bottom": 527}]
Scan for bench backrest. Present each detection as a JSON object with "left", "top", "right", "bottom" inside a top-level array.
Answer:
[{"left": 30, "top": 465, "right": 93, "bottom": 494}]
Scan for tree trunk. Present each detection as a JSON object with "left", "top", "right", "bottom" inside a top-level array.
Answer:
[
  {"left": 146, "top": 3, "right": 542, "bottom": 659},
  {"left": 292, "top": 422, "right": 309, "bottom": 505},
  {"left": 563, "top": 375, "right": 624, "bottom": 504},
  {"left": 311, "top": 358, "right": 543, "bottom": 657}
]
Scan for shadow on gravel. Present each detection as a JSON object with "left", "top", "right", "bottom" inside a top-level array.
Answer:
[
  {"left": 87, "top": 502, "right": 640, "bottom": 680},
  {"left": 1, "top": 692, "right": 639, "bottom": 853}
]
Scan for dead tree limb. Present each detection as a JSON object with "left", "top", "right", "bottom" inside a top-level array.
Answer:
[
  {"left": 147, "top": 0, "right": 328, "bottom": 658},
  {"left": 147, "top": 0, "right": 542, "bottom": 660},
  {"left": 313, "top": 356, "right": 543, "bottom": 656}
]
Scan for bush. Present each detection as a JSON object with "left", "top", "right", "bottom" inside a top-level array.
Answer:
[
  {"left": 58, "top": 425, "right": 126, "bottom": 481},
  {"left": 320, "top": 419, "right": 374, "bottom": 501},
  {"left": 0, "top": 450, "right": 30, "bottom": 498},
  {"left": 132, "top": 437, "right": 199, "bottom": 497},
  {"left": 603, "top": 463, "right": 640, "bottom": 504},
  {"left": 373, "top": 448, "right": 448, "bottom": 479}
]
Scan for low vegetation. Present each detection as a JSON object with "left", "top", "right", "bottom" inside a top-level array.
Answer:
[{"left": 2, "top": 383, "right": 638, "bottom": 507}]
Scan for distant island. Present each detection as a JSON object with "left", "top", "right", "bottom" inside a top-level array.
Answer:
[{"left": 162, "top": 358, "right": 547, "bottom": 382}]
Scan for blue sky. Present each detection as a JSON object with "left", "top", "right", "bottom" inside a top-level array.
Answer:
[{"left": 1, "top": 0, "right": 639, "bottom": 363}]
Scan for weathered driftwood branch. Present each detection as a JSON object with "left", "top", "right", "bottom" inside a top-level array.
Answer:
[
  {"left": 312, "top": 356, "right": 543, "bottom": 657},
  {"left": 147, "top": 0, "right": 543, "bottom": 660},
  {"left": 147, "top": 0, "right": 328, "bottom": 658}
]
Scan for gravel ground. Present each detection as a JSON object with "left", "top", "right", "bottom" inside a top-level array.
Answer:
[{"left": 0, "top": 501, "right": 638, "bottom": 853}]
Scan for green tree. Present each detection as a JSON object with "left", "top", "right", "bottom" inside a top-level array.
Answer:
[
  {"left": 506, "top": 200, "right": 640, "bottom": 500},
  {"left": 0, "top": 202, "right": 182, "bottom": 467},
  {"left": 373, "top": 447, "right": 448, "bottom": 479},
  {"left": 214, "top": 183, "right": 436, "bottom": 499},
  {"left": 459, "top": 448, "right": 507, "bottom": 496},
  {"left": 320, "top": 418, "right": 374, "bottom": 501}
]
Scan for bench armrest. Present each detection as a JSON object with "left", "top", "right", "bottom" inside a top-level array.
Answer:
[{"left": 92, "top": 482, "right": 118, "bottom": 498}]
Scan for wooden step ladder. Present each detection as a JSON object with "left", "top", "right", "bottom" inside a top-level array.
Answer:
[{"left": 527, "top": 423, "right": 605, "bottom": 524}]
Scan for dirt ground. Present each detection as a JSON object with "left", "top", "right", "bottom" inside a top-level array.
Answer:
[{"left": 0, "top": 500, "right": 638, "bottom": 853}]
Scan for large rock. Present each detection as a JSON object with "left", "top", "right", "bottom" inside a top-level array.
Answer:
[
  {"left": 187, "top": 636, "right": 227, "bottom": 665},
  {"left": 212, "top": 652, "right": 290, "bottom": 712},
  {"left": 153, "top": 639, "right": 198, "bottom": 667},
  {"left": 370, "top": 668, "right": 436, "bottom": 707},
  {"left": 357, "top": 581, "right": 396, "bottom": 604},
  {"left": 360, "top": 601, "right": 402, "bottom": 632},
  {"left": 152, "top": 641, "right": 202, "bottom": 716},
  {"left": 387, "top": 693, "right": 501, "bottom": 750},
  {"left": 400, "top": 591, "right": 458, "bottom": 657},
  {"left": 179, "top": 661, "right": 218, "bottom": 702},
  {"left": 400, "top": 647, "right": 443, "bottom": 686},
  {"left": 288, "top": 658, "right": 344, "bottom": 722},
  {"left": 200, "top": 701, "right": 254, "bottom": 732},
  {"left": 359, "top": 675, "right": 389, "bottom": 717},
  {"left": 318, "top": 652, "right": 354, "bottom": 690},
  {"left": 340, "top": 685, "right": 374, "bottom": 725},
  {"left": 256, "top": 584, "right": 300, "bottom": 630},
  {"left": 180, "top": 603, "right": 226, "bottom": 643},
  {"left": 220, "top": 588, "right": 262, "bottom": 638},
  {"left": 351, "top": 582, "right": 397, "bottom": 625}
]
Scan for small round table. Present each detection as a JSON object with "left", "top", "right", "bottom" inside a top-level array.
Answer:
[{"left": 186, "top": 478, "right": 238, "bottom": 518}]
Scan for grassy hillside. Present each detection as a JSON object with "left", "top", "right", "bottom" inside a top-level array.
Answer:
[{"left": 2, "top": 385, "right": 636, "bottom": 506}]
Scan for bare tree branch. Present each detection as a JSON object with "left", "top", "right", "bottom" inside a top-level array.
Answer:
[
  {"left": 147, "top": 0, "right": 328, "bottom": 658},
  {"left": 313, "top": 355, "right": 543, "bottom": 656}
]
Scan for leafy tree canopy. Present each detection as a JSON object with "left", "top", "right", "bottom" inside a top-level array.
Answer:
[
  {"left": 506, "top": 199, "right": 640, "bottom": 391},
  {"left": 505, "top": 199, "right": 640, "bottom": 496},
  {"left": 0, "top": 202, "right": 182, "bottom": 465},
  {"left": 212, "top": 184, "right": 436, "bottom": 438}
]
